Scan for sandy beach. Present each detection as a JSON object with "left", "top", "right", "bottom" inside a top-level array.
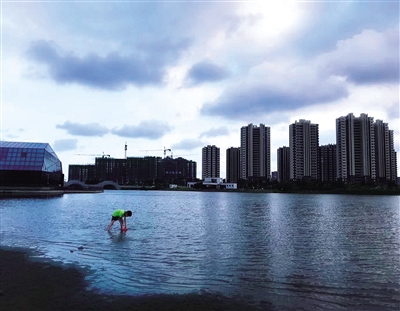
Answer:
[{"left": 0, "top": 248, "right": 272, "bottom": 311}]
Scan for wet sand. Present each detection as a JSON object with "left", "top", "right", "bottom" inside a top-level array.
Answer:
[{"left": 0, "top": 248, "right": 274, "bottom": 311}]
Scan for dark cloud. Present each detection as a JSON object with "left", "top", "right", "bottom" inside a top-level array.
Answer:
[
  {"left": 201, "top": 26, "right": 398, "bottom": 121},
  {"left": 185, "top": 60, "right": 230, "bottom": 86},
  {"left": 199, "top": 126, "right": 230, "bottom": 138},
  {"left": 201, "top": 71, "right": 348, "bottom": 120},
  {"left": 26, "top": 39, "right": 190, "bottom": 90},
  {"left": 43, "top": 2, "right": 238, "bottom": 45},
  {"left": 43, "top": 2, "right": 242, "bottom": 56},
  {"left": 56, "top": 121, "right": 109, "bottom": 137},
  {"left": 56, "top": 120, "right": 172, "bottom": 139},
  {"left": 171, "top": 139, "right": 205, "bottom": 151},
  {"left": 53, "top": 139, "right": 78, "bottom": 152},
  {"left": 111, "top": 120, "right": 173, "bottom": 140}
]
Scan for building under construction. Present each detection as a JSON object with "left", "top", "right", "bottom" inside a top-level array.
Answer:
[{"left": 69, "top": 156, "right": 197, "bottom": 186}]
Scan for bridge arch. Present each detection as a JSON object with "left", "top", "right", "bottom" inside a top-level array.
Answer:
[
  {"left": 65, "top": 180, "right": 121, "bottom": 190},
  {"left": 64, "top": 180, "right": 89, "bottom": 189},
  {"left": 96, "top": 180, "right": 121, "bottom": 190}
]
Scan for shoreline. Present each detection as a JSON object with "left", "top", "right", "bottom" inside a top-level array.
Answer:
[
  {"left": 0, "top": 187, "right": 103, "bottom": 198},
  {"left": 161, "top": 187, "right": 400, "bottom": 195},
  {"left": 0, "top": 247, "right": 270, "bottom": 311},
  {"left": 1, "top": 186, "right": 398, "bottom": 198}
]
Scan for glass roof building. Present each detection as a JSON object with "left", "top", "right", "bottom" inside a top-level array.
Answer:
[{"left": 0, "top": 141, "right": 63, "bottom": 187}]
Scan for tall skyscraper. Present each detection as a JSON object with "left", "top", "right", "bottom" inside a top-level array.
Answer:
[
  {"left": 202, "top": 145, "right": 220, "bottom": 179},
  {"left": 388, "top": 131, "right": 398, "bottom": 183},
  {"left": 226, "top": 147, "right": 240, "bottom": 183},
  {"left": 374, "top": 120, "right": 397, "bottom": 184},
  {"left": 319, "top": 144, "right": 337, "bottom": 182},
  {"left": 277, "top": 146, "right": 290, "bottom": 182},
  {"left": 289, "top": 119, "right": 319, "bottom": 181},
  {"left": 240, "top": 123, "right": 271, "bottom": 180},
  {"left": 336, "top": 113, "right": 376, "bottom": 183}
]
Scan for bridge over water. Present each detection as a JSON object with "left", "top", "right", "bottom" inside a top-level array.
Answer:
[
  {"left": 65, "top": 180, "right": 121, "bottom": 190},
  {"left": 65, "top": 180, "right": 154, "bottom": 190}
]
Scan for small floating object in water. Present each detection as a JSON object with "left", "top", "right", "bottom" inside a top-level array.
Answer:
[
  {"left": 70, "top": 250, "right": 74, "bottom": 253},
  {"left": 121, "top": 228, "right": 128, "bottom": 232},
  {"left": 78, "top": 246, "right": 84, "bottom": 250}
]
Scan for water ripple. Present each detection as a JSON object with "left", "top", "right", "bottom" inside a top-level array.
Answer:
[{"left": 1, "top": 191, "right": 399, "bottom": 310}]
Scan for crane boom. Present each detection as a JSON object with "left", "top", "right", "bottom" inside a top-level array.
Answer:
[{"left": 139, "top": 147, "right": 171, "bottom": 158}]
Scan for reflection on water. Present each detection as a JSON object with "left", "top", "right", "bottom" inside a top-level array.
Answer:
[
  {"left": 108, "top": 230, "right": 129, "bottom": 243},
  {"left": 1, "top": 191, "right": 399, "bottom": 310}
]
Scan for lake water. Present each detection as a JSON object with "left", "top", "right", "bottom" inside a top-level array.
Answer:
[{"left": 1, "top": 191, "right": 399, "bottom": 310}]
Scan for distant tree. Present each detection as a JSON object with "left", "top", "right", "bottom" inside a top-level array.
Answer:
[
  {"left": 193, "top": 182, "right": 203, "bottom": 189},
  {"left": 238, "top": 179, "right": 247, "bottom": 190},
  {"left": 387, "top": 180, "right": 398, "bottom": 189}
]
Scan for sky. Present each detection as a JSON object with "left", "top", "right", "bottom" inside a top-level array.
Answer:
[{"left": 1, "top": 0, "right": 399, "bottom": 180}]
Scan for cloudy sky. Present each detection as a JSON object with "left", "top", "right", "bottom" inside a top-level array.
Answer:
[{"left": 2, "top": 0, "right": 399, "bottom": 180}]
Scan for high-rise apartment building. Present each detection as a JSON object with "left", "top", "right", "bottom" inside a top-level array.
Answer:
[
  {"left": 240, "top": 124, "right": 271, "bottom": 180},
  {"left": 202, "top": 145, "right": 220, "bottom": 179},
  {"left": 388, "top": 131, "right": 398, "bottom": 183},
  {"left": 319, "top": 144, "right": 337, "bottom": 182},
  {"left": 289, "top": 119, "right": 319, "bottom": 181},
  {"left": 336, "top": 113, "right": 376, "bottom": 183},
  {"left": 277, "top": 146, "right": 290, "bottom": 182},
  {"left": 226, "top": 147, "right": 240, "bottom": 183},
  {"left": 374, "top": 120, "right": 397, "bottom": 184}
]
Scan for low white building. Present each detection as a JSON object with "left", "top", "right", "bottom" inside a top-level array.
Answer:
[{"left": 187, "top": 177, "right": 237, "bottom": 189}]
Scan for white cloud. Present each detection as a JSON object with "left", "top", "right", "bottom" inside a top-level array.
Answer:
[
  {"left": 321, "top": 28, "right": 399, "bottom": 84},
  {"left": 2, "top": 1, "right": 399, "bottom": 179},
  {"left": 56, "top": 121, "right": 109, "bottom": 137}
]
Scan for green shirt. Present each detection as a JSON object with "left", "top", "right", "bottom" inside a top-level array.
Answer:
[{"left": 112, "top": 209, "right": 125, "bottom": 217}]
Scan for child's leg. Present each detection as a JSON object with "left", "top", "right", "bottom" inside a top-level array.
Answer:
[
  {"left": 107, "top": 220, "right": 115, "bottom": 231},
  {"left": 118, "top": 219, "right": 124, "bottom": 230}
]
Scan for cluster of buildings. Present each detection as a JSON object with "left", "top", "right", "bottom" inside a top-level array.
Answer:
[
  {"left": 0, "top": 112, "right": 397, "bottom": 189},
  {"left": 284, "top": 113, "right": 397, "bottom": 184},
  {"left": 69, "top": 112, "right": 397, "bottom": 188},
  {"left": 202, "top": 113, "right": 398, "bottom": 186},
  {"left": 219, "top": 113, "right": 397, "bottom": 184},
  {"left": 195, "top": 124, "right": 271, "bottom": 189}
]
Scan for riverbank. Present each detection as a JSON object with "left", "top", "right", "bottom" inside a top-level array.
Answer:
[
  {"left": 165, "top": 187, "right": 400, "bottom": 195},
  {"left": 1, "top": 186, "right": 398, "bottom": 197},
  {"left": 0, "top": 248, "right": 268, "bottom": 311},
  {"left": 0, "top": 187, "right": 103, "bottom": 198}
]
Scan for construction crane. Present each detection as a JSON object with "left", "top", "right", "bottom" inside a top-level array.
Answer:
[
  {"left": 139, "top": 147, "right": 171, "bottom": 158},
  {"left": 74, "top": 152, "right": 110, "bottom": 158}
]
